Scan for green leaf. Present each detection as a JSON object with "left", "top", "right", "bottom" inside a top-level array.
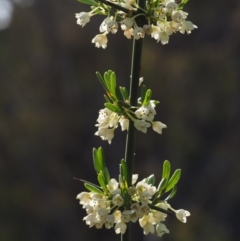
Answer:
[
  {"left": 97, "top": 173, "right": 108, "bottom": 192},
  {"left": 104, "top": 167, "right": 110, "bottom": 184},
  {"left": 77, "top": 0, "right": 98, "bottom": 7},
  {"left": 96, "top": 72, "right": 108, "bottom": 91},
  {"left": 105, "top": 103, "right": 122, "bottom": 113},
  {"left": 179, "top": 0, "right": 189, "bottom": 9},
  {"left": 97, "top": 147, "right": 105, "bottom": 171},
  {"left": 162, "top": 160, "right": 171, "bottom": 182},
  {"left": 110, "top": 72, "right": 117, "bottom": 97},
  {"left": 104, "top": 94, "right": 111, "bottom": 103},
  {"left": 146, "top": 174, "right": 155, "bottom": 185},
  {"left": 165, "top": 185, "right": 177, "bottom": 201},
  {"left": 157, "top": 178, "right": 167, "bottom": 193},
  {"left": 119, "top": 87, "right": 129, "bottom": 101},
  {"left": 141, "top": 85, "right": 147, "bottom": 104},
  {"left": 143, "top": 89, "right": 152, "bottom": 106},
  {"left": 84, "top": 183, "right": 103, "bottom": 194},
  {"left": 92, "top": 148, "right": 101, "bottom": 173},
  {"left": 165, "top": 169, "right": 181, "bottom": 192},
  {"left": 120, "top": 159, "right": 128, "bottom": 184}
]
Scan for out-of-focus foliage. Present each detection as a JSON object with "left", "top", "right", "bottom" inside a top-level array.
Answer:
[{"left": 0, "top": 0, "right": 240, "bottom": 241}]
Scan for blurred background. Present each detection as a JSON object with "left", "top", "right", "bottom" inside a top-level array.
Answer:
[{"left": 1, "top": 0, "right": 240, "bottom": 240}]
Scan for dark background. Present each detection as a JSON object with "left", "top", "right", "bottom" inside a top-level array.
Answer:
[{"left": 1, "top": 0, "right": 240, "bottom": 241}]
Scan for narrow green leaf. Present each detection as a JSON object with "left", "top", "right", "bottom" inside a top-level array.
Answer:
[
  {"left": 143, "top": 89, "right": 152, "bottom": 106},
  {"left": 120, "top": 159, "right": 128, "bottom": 183},
  {"left": 119, "top": 87, "right": 129, "bottom": 101},
  {"left": 92, "top": 148, "right": 101, "bottom": 173},
  {"left": 97, "top": 147, "right": 105, "bottom": 171},
  {"left": 96, "top": 72, "right": 107, "bottom": 91},
  {"left": 165, "top": 169, "right": 181, "bottom": 192},
  {"left": 105, "top": 103, "right": 121, "bottom": 113},
  {"left": 141, "top": 85, "right": 147, "bottom": 104},
  {"left": 84, "top": 183, "right": 103, "bottom": 194},
  {"left": 146, "top": 174, "right": 155, "bottom": 185},
  {"left": 162, "top": 160, "right": 171, "bottom": 181},
  {"left": 104, "top": 167, "right": 110, "bottom": 184},
  {"left": 104, "top": 71, "right": 111, "bottom": 90},
  {"left": 165, "top": 185, "right": 177, "bottom": 201},
  {"left": 77, "top": 0, "right": 98, "bottom": 7},
  {"left": 179, "top": 0, "right": 189, "bottom": 9},
  {"left": 104, "top": 95, "right": 111, "bottom": 103},
  {"left": 110, "top": 72, "right": 116, "bottom": 97},
  {"left": 157, "top": 178, "right": 167, "bottom": 193},
  {"left": 97, "top": 173, "right": 108, "bottom": 192}
]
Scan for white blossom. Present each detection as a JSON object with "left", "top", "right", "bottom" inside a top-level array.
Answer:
[
  {"left": 92, "top": 34, "right": 108, "bottom": 49},
  {"left": 152, "top": 121, "right": 167, "bottom": 134},
  {"left": 75, "top": 12, "right": 90, "bottom": 27},
  {"left": 156, "top": 223, "right": 170, "bottom": 237}
]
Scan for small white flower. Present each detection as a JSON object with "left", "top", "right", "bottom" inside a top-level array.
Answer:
[
  {"left": 180, "top": 20, "right": 197, "bottom": 34},
  {"left": 139, "top": 213, "right": 156, "bottom": 234},
  {"left": 156, "top": 223, "right": 169, "bottom": 237},
  {"left": 132, "top": 27, "right": 145, "bottom": 40},
  {"left": 119, "top": 117, "right": 129, "bottom": 131},
  {"left": 115, "top": 221, "right": 127, "bottom": 234},
  {"left": 134, "top": 119, "right": 151, "bottom": 133},
  {"left": 107, "top": 20, "right": 118, "bottom": 34},
  {"left": 121, "top": 18, "right": 134, "bottom": 31},
  {"left": 76, "top": 192, "right": 90, "bottom": 206},
  {"left": 151, "top": 121, "right": 167, "bottom": 134},
  {"left": 99, "top": 17, "right": 112, "bottom": 32},
  {"left": 171, "top": 11, "right": 183, "bottom": 23},
  {"left": 95, "top": 127, "right": 115, "bottom": 144},
  {"left": 112, "top": 194, "right": 124, "bottom": 207},
  {"left": 175, "top": 209, "right": 191, "bottom": 223},
  {"left": 121, "top": 210, "right": 133, "bottom": 223},
  {"left": 107, "top": 179, "right": 121, "bottom": 195},
  {"left": 75, "top": 12, "right": 90, "bottom": 27},
  {"left": 132, "top": 174, "right": 139, "bottom": 184},
  {"left": 165, "top": 2, "right": 178, "bottom": 12},
  {"left": 105, "top": 215, "right": 115, "bottom": 229},
  {"left": 151, "top": 25, "right": 161, "bottom": 42},
  {"left": 139, "top": 77, "right": 144, "bottom": 86},
  {"left": 92, "top": 34, "right": 108, "bottom": 49}
]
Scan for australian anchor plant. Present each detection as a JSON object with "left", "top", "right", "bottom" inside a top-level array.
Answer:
[{"left": 74, "top": 0, "right": 196, "bottom": 240}]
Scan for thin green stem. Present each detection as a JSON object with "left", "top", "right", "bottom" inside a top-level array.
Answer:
[{"left": 122, "top": 1, "right": 146, "bottom": 241}]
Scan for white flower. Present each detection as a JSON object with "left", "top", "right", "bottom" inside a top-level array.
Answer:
[
  {"left": 175, "top": 209, "right": 191, "bottom": 223},
  {"left": 132, "top": 174, "right": 138, "bottom": 184},
  {"left": 107, "top": 179, "right": 121, "bottom": 195},
  {"left": 92, "top": 34, "right": 108, "bottom": 49},
  {"left": 75, "top": 12, "right": 90, "bottom": 27},
  {"left": 95, "top": 127, "right": 115, "bottom": 144},
  {"left": 119, "top": 117, "right": 129, "bottom": 131},
  {"left": 151, "top": 25, "right": 161, "bottom": 42},
  {"left": 134, "top": 119, "right": 151, "bottom": 133},
  {"left": 99, "top": 17, "right": 112, "bottom": 32},
  {"left": 76, "top": 192, "right": 90, "bottom": 206},
  {"left": 121, "top": 18, "right": 134, "bottom": 31},
  {"left": 165, "top": 2, "right": 178, "bottom": 12},
  {"left": 112, "top": 194, "right": 124, "bottom": 207},
  {"left": 132, "top": 27, "right": 145, "bottom": 40},
  {"left": 121, "top": 0, "right": 136, "bottom": 9},
  {"left": 139, "top": 213, "right": 156, "bottom": 235},
  {"left": 156, "top": 223, "right": 169, "bottom": 237},
  {"left": 151, "top": 121, "right": 167, "bottom": 134},
  {"left": 139, "top": 77, "right": 144, "bottom": 86},
  {"left": 115, "top": 221, "right": 127, "bottom": 234},
  {"left": 121, "top": 210, "right": 133, "bottom": 223},
  {"left": 105, "top": 215, "right": 115, "bottom": 229},
  {"left": 107, "top": 20, "right": 118, "bottom": 34},
  {"left": 171, "top": 11, "right": 183, "bottom": 23},
  {"left": 180, "top": 20, "right": 197, "bottom": 34}
]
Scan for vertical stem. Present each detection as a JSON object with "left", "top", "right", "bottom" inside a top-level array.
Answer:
[{"left": 123, "top": 1, "right": 146, "bottom": 241}]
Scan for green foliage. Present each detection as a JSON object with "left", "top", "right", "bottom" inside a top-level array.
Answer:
[
  {"left": 77, "top": 0, "right": 98, "bottom": 7},
  {"left": 84, "top": 183, "right": 103, "bottom": 194},
  {"left": 153, "top": 160, "right": 181, "bottom": 202}
]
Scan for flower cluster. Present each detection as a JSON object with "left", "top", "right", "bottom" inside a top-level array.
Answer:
[
  {"left": 77, "top": 177, "right": 190, "bottom": 237},
  {"left": 95, "top": 100, "right": 166, "bottom": 144},
  {"left": 75, "top": 0, "right": 197, "bottom": 48}
]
